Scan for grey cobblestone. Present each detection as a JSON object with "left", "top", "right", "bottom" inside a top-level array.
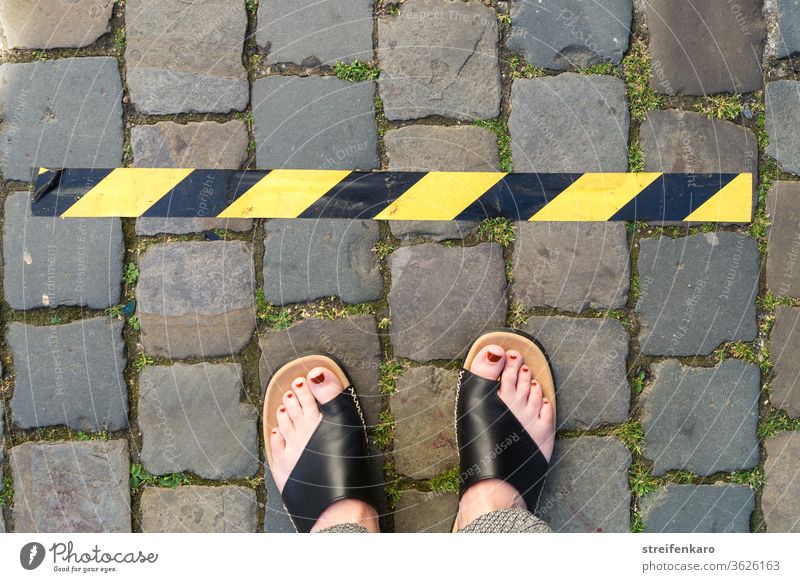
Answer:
[
  {"left": 3, "top": 192, "right": 124, "bottom": 310},
  {"left": 125, "top": 0, "right": 248, "bottom": 114},
  {"left": 636, "top": 233, "right": 759, "bottom": 356},
  {"left": 387, "top": 243, "right": 507, "bottom": 362},
  {"left": 767, "top": 182, "right": 800, "bottom": 297},
  {"left": 0, "top": 57, "right": 123, "bottom": 181},
  {"left": 508, "top": 0, "right": 632, "bottom": 70},
  {"left": 536, "top": 436, "right": 632, "bottom": 532},
  {"left": 138, "top": 363, "right": 258, "bottom": 480},
  {"left": 394, "top": 490, "right": 458, "bottom": 533},
  {"left": 391, "top": 366, "right": 458, "bottom": 479},
  {"left": 646, "top": 0, "right": 765, "bottom": 95},
  {"left": 769, "top": 306, "right": 800, "bottom": 418},
  {"left": 377, "top": 0, "right": 501, "bottom": 121},
  {"left": 140, "top": 485, "right": 258, "bottom": 533},
  {"left": 8, "top": 318, "right": 128, "bottom": 432},
  {"left": 509, "top": 73, "right": 629, "bottom": 172},
  {"left": 257, "top": 0, "right": 374, "bottom": 66},
  {"left": 10, "top": 440, "right": 131, "bottom": 533},
  {"left": 263, "top": 219, "right": 383, "bottom": 305},
  {"left": 641, "top": 360, "right": 760, "bottom": 476},
  {"left": 640, "top": 485, "right": 754, "bottom": 533},
  {"left": 766, "top": 81, "right": 800, "bottom": 176},
  {"left": 136, "top": 241, "right": 256, "bottom": 359},
  {"left": 763, "top": 431, "right": 800, "bottom": 532},
  {"left": 252, "top": 76, "right": 378, "bottom": 170},
  {"left": 511, "top": 222, "right": 630, "bottom": 311},
  {"left": 0, "top": 0, "right": 114, "bottom": 49}
]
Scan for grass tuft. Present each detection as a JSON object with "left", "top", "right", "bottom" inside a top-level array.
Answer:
[
  {"left": 620, "top": 40, "right": 664, "bottom": 122},
  {"left": 578, "top": 62, "right": 616, "bottom": 75},
  {"left": 610, "top": 420, "right": 644, "bottom": 455},
  {"left": 478, "top": 217, "right": 515, "bottom": 247},
  {"left": 255, "top": 289, "right": 293, "bottom": 330},
  {"left": 114, "top": 28, "right": 126, "bottom": 57},
  {"left": 628, "top": 141, "right": 645, "bottom": 172},
  {"left": 507, "top": 54, "right": 545, "bottom": 79},
  {"left": 630, "top": 512, "right": 645, "bottom": 532},
  {"left": 333, "top": 59, "right": 380, "bottom": 82},
  {"left": 379, "top": 360, "right": 404, "bottom": 395},
  {"left": 730, "top": 467, "right": 765, "bottom": 490},
  {"left": 429, "top": 467, "right": 461, "bottom": 493},
  {"left": 130, "top": 463, "right": 188, "bottom": 490},
  {"left": 697, "top": 94, "right": 743, "bottom": 121},
  {"left": 473, "top": 118, "right": 512, "bottom": 172},
  {"left": 373, "top": 410, "right": 396, "bottom": 450},
  {"left": 629, "top": 462, "right": 662, "bottom": 497},
  {"left": 758, "top": 411, "right": 800, "bottom": 440},
  {"left": 372, "top": 240, "right": 395, "bottom": 260}
]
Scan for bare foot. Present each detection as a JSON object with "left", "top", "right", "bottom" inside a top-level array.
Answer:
[
  {"left": 454, "top": 345, "right": 556, "bottom": 530},
  {"left": 270, "top": 366, "right": 379, "bottom": 533}
]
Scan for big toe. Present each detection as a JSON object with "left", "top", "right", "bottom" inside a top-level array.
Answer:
[
  {"left": 306, "top": 366, "right": 344, "bottom": 404},
  {"left": 469, "top": 345, "right": 506, "bottom": 381}
]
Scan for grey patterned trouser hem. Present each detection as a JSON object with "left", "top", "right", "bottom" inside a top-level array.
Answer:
[{"left": 318, "top": 508, "right": 552, "bottom": 533}]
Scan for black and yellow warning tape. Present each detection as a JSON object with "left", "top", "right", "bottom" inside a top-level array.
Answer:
[{"left": 30, "top": 168, "right": 753, "bottom": 222}]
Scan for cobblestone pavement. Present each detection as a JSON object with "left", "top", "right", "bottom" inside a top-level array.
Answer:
[{"left": 0, "top": 0, "right": 799, "bottom": 533}]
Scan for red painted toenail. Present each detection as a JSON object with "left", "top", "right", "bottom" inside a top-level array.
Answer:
[
  {"left": 531, "top": 380, "right": 538, "bottom": 385},
  {"left": 508, "top": 354, "right": 518, "bottom": 359},
  {"left": 279, "top": 406, "right": 286, "bottom": 412},
  {"left": 542, "top": 398, "right": 549, "bottom": 404},
  {"left": 486, "top": 351, "right": 502, "bottom": 363},
  {"left": 522, "top": 366, "right": 529, "bottom": 372},
  {"left": 310, "top": 372, "right": 325, "bottom": 384},
  {"left": 286, "top": 392, "right": 293, "bottom": 398},
  {"left": 272, "top": 428, "right": 277, "bottom": 433},
  {"left": 295, "top": 381, "right": 303, "bottom": 387}
]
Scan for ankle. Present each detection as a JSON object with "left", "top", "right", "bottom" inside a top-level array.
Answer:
[
  {"left": 311, "top": 499, "right": 380, "bottom": 533},
  {"left": 456, "top": 479, "right": 526, "bottom": 529}
]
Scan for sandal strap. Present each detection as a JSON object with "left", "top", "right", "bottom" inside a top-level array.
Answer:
[
  {"left": 456, "top": 369, "right": 550, "bottom": 512},
  {"left": 281, "top": 386, "right": 379, "bottom": 533}
]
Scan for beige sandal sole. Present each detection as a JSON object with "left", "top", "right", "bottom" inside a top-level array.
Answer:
[{"left": 263, "top": 354, "right": 350, "bottom": 470}]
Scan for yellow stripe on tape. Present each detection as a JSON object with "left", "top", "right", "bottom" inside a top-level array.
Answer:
[
  {"left": 529, "top": 173, "right": 662, "bottom": 221},
  {"left": 374, "top": 172, "right": 507, "bottom": 221},
  {"left": 683, "top": 173, "right": 752, "bottom": 222},
  {"left": 218, "top": 169, "right": 351, "bottom": 218},
  {"left": 60, "top": 168, "right": 193, "bottom": 218}
]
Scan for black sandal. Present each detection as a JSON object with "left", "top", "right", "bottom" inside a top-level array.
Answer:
[
  {"left": 455, "top": 328, "right": 557, "bottom": 528},
  {"left": 263, "top": 354, "right": 382, "bottom": 533}
]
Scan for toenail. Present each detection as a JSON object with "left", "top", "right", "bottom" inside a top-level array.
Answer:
[
  {"left": 542, "top": 398, "right": 549, "bottom": 404},
  {"left": 486, "top": 351, "right": 502, "bottom": 363},
  {"left": 271, "top": 428, "right": 277, "bottom": 433},
  {"left": 295, "top": 381, "right": 303, "bottom": 387},
  {"left": 508, "top": 353, "right": 518, "bottom": 359},
  {"left": 531, "top": 380, "right": 538, "bottom": 385},
  {"left": 279, "top": 406, "right": 286, "bottom": 412},
  {"left": 286, "top": 392, "right": 293, "bottom": 398},
  {"left": 522, "top": 366, "right": 529, "bottom": 372},
  {"left": 310, "top": 372, "right": 325, "bottom": 384}
]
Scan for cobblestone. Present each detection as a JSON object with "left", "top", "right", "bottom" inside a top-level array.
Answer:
[
  {"left": 640, "top": 485, "right": 754, "bottom": 533},
  {"left": 137, "top": 242, "right": 256, "bottom": 359},
  {"left": 390, "top": 366, "right": 458, "bottom": 479},
  {"left": 641, "top": 360, "right": 760, "bottom": 475},
  {"left": 511, "top": 222, "right": 630, "bottom": 311},
  {"left": 770, "top": 306, "right": 800, "bottom": 418},
  {"left": 636, "top": 234, "right": 759, "bottom": 356},
  {"left": 508, "top": 0, "right": 632, "bottom": 69},
  {"left": 263, "top": 219, "right": 383, "bottom": 305},
  {"left": 767, "top": 182, "right": 800, "bottom": 297},
  {"left": 125, "top": 0, "right": 248, "bottom": 114},
  {"left": 509, "top": 74, "right": 629, "bottom": 172},
  {"left": 140, "top": 485, "right": 258, "bottom": 533},
  {"left": 377, "top": 0, "right": 501, "bottom": 120},
  {"left": 536, "top": 436, "right": 632, "bottom": 532},
  {"left": 646, "top": 0, "right": 765, "bottom": 95},
  {"left": 393, "top": 490, "right": 458, "bottom": 533},
  {"left": 387, "top": 243, "right": 507, "bottom": 361},
  {"left": 252, "top": 76, "right": 378, "bottom": 170},
  {"left": 763, "top": 431, "right": 800, "bottom": 532},
  {"left": 0, "top": 57, "right": 123, "bottom": 181},
  {"left": 8, "top": 318, "right": 128, "bottom": 432},
  {"left": 10, "top": 440, "right": 131, "bottom": 533},
  {"left": 0, "top": 0, "right": 114, "bottom": 49},
  {"left": 766, "top": 80, "right": 800, "bottom": 176}
]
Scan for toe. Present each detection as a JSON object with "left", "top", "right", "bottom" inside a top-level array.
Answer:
[
  {"left": 276, "top": 404, "right": 293, "bottom": 433},
  {"left": 292, "top": 377, "right": 317, "bottom": 411},
  {"left": 282, "top": 390, "right": 302, "bottom": 421},
  {"left": 270, "top": 427, "right": 286, "bottom": 452},
  {"left": 470, "top": 345, "right": 506, "bottom": 381},
  {"left": 499, "top": 351, "right": 523, "bottom": 400},
  {"left": 306, "top": 366, "right": 344, "bottom": 405},
  {"left": 527, "top": 378, "right": 543, "bottom": 412},
  {"left": 516, "top": 362, "right": 533, "bottom": 398}
]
